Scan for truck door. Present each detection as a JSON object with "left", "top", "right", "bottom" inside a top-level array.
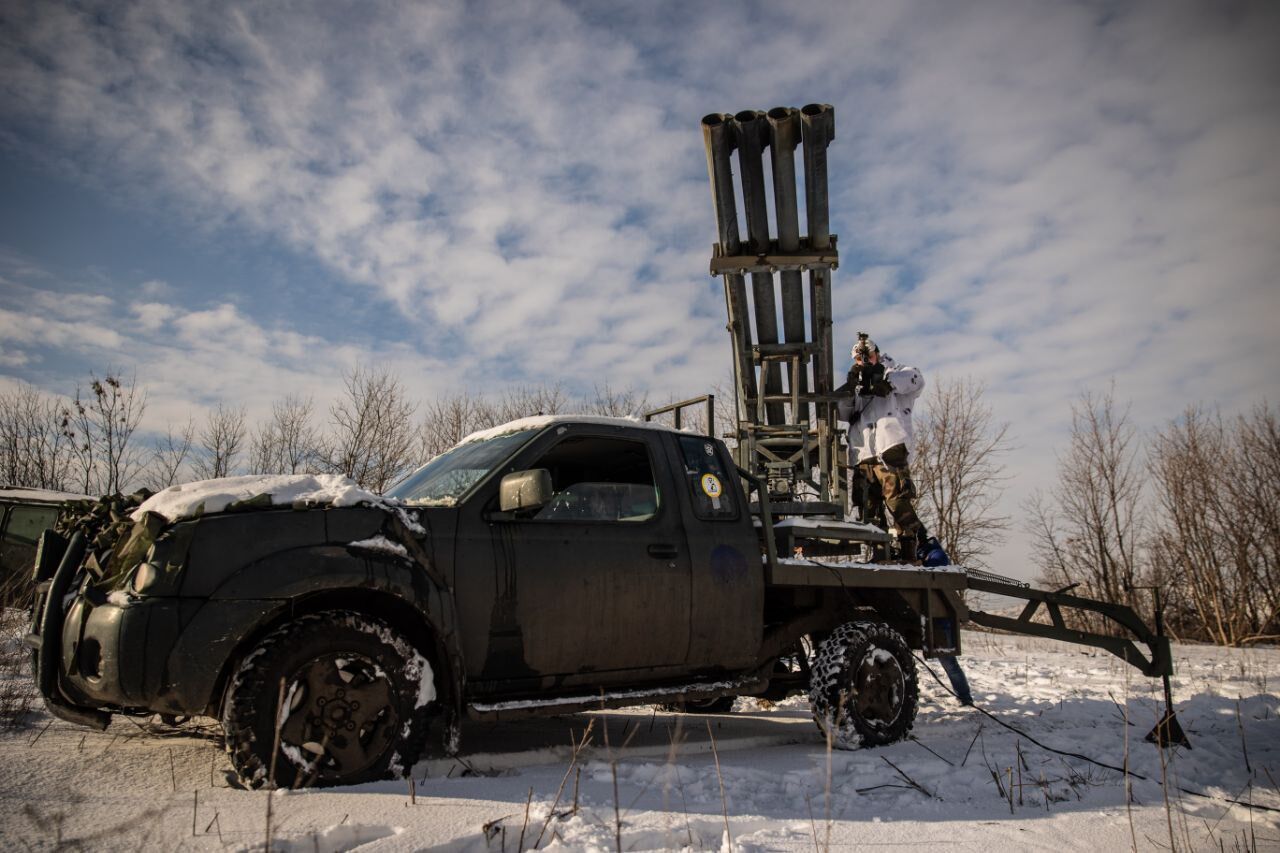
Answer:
[
  {"left": 666, "top": 433, "right": 763, "bottom": 672},
  {"left": 458, "top": 425, "right": 691, "bottom": 685}
]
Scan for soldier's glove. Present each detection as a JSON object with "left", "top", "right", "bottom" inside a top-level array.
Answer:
[{"left": 868, "top": 378, "right": 893, "bottom": 397}]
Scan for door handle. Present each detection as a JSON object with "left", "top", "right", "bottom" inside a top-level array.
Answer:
[{"left": 647, "top": 543, "right": 679, "bottom": 560}]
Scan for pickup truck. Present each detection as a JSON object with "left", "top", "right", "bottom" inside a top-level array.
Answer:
[
  {"left": 0, "top": 486, "right": 90, "bottom": 601},
  {"left": 28, "top": 415, "right": 1162, "bottom": 788}
]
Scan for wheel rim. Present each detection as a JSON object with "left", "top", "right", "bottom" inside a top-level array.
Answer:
[
  {"left": 278, "top": 653, "right": 399, "bottom": 781},
  {"left": 852, "top": 649, "right": 904, "bottom": 728}
]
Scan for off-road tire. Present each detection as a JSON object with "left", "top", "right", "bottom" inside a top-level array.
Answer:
[
  {"left": 808, "top": 621, "right": 918, "bottom": 749},
  {"left": 222, "top": 611, "right": 435, "bottom": 789},
  {"left": 660, "top": 696, "right": 737, "bottom": 714}
]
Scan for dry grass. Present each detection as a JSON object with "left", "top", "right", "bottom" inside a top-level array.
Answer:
[{"left": 0, "top": 572, "right": 38, "bottom": 730}]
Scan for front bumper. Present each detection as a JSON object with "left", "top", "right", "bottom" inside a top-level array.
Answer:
[
  {"left": 29, "top": 531, "right": 283, "bottom": 725},
  {"left": 27, "top": 532, "right": 112, "bottom": 728}
]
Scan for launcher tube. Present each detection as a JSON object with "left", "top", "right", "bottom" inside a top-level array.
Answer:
[
  {"left": 735, "top": 110, "right": 785, "bottom": 426},
  {"left": 800, "top": 103, "right": 834, "bottom": 249}
]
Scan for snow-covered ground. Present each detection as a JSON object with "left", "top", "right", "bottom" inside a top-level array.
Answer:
[{"left": 0, "top": 630, "right": 1276, "bottom": 851}]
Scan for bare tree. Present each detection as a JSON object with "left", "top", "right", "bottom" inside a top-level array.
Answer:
[
  {"left": 63, "top": 372, "right": 147, "bottom": 495},
  {"left": 1149, "top": 404, "right": 1280, "bottom": 644},
  {"left": 418, "top": 391, "right": 495, "bottom": 461},
  {"left": 493, "top": 382, "right": 569, "bottom": 423},
  {"left": 0, "top": 381, "right": 74, "bottom": 491},
  {"left": 145, "top": 417, "right": 196, "bottom": 490},
  {"left": 193, "top": 402, "right": 247, "bottom": 480},
  {"left": 415, "top": 381, "right": 656, "bottom": 465},
  {"left": 581, "top": 383, "right": 651, "bottom": 419},
  {"left": 322, "top": 365, "right": 418, "bottom": 492},
  {"left": 1028, "top": 387, "right": 1147, "bottom": 625},
  {"left": 250, "top": 395, "right": 318, "bottom": 474},
  {"left": 1232, "top": 403, "right": 1280, "bottom": 639},
  {"left": 912, "top": 377, "right": 1011, "bottom": 570},
  {"left": 640, "top": 374, "right": 733, "bottom": 441}
]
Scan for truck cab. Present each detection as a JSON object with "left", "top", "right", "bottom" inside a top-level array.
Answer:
[{"left": 411, "top": 418, "right": 764, "bottom": 697}]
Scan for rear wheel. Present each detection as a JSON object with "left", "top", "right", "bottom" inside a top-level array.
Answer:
[
  {"left": 808, "top": 621, "right": 917, "bottom": 749},
  {"left": 222, "top": 611, "right": 436, "bottom": 788}
]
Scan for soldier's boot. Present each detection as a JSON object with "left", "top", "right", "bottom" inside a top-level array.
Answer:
[
  {"left": 899, "top": 527, "right": 926, "bottom": 565},
  {"left": 916, "top": 535, "right": 950, "bottom": 567}
]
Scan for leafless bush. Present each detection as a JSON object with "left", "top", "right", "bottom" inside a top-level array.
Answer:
[
  {"left": 192, "top": 402, "right": 247, "bottom": 480},
  {"left": 1149, "top": 404, "right": 1280, "bottom": 644},
  {"left": 1028, "top": 387, "right": 1147, "bottom": 629},
  {"left": 321, "top": 365, "right": 419, "bottom": 492},
  {"left": 913, "top": 377, "right": 1011, "bottom": 570},
  {"left": 63, "top": 372, "right": 147, "bottom": 495},
  {"left": 249, "top": 395, "right": 318, "bottom": 475},
  {"left": 0, "top": 381, "right": 75, "bottom": 491}
]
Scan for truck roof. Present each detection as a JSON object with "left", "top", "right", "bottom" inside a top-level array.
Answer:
[
  {"left": 0, "top": 486, "right": 92, "bottom": 504},
  {"left": 459, "top": 414, "right": 685, "bottom": 446}
]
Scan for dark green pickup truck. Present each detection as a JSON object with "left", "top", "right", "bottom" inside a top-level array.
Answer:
[
  {"left": 1, "top": 487, "right": 88, "bottom": 601},
  {"left": 27, "top": 416, "right": 1172, "bottom": 788}
]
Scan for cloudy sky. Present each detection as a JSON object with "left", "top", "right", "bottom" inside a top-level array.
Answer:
[{"left": 1, "top": 0, "right": 1277, "bottom": 577}]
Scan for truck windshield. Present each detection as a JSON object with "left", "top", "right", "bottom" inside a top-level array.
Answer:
[{"left": 385, "top": 429, "right": 539, "bottom": 505}]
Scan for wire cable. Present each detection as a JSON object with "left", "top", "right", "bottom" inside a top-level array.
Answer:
[{"left": 913, "top": 652, "right": 1279, "bottom": 814}]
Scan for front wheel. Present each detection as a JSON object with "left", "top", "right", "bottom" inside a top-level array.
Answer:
[
  {"left": 222, "top": 611, "right": 436, "bottom": 788},
  {"left": 808, "top": 621, "right": 918, "bottom": 749}
]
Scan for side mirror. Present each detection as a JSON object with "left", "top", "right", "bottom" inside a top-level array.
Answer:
[{"left": 499, "top": 469, "right": 553, "bottom": 513}]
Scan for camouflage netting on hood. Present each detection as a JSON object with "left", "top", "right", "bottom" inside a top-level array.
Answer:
[
  {"left": 56, "top": 476, "right": 396, "bottom": 589},
  {"left": 54, "top": 491, "right": 155, "bottom": 587}
]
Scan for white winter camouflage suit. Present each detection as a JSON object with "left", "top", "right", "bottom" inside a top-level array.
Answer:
[
  {"left": 836, "top": 354, "right": 926, "bottom": 547},
  {"left": 839, "top": 354, "right": 925, "bottom": 462}
]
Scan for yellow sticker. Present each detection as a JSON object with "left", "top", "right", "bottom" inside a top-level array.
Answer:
[{"left": 700, "top": 473, "right": 723, "bottom": 499}]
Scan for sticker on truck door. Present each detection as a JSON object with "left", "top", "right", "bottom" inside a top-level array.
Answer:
[{"left": 700, "top": 474, "right": 722, "bottom": 499}]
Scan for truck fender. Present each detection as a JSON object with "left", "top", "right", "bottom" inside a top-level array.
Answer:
[{"left": 202, "top": 544, "right": 466, "bottom": 753}]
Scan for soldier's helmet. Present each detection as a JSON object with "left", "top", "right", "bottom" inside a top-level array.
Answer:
[{"left": 851, "top": 334, "right": 879, "bottom": 360}]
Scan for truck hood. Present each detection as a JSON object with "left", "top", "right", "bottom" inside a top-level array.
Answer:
[
  {"left": 131, "top": 473, "right": 388, "bottom": 524},
  {"left": 54, "top": 477, "right": 428, "bottom": 596}
]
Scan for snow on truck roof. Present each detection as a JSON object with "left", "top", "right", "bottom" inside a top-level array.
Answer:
[{"left": 458, "top": 414, "right": 685, "bottom": 445}]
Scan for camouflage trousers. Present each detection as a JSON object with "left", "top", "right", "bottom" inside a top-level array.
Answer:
[{"left": 850, "top": 443, "right": 925, "bottom": 551}]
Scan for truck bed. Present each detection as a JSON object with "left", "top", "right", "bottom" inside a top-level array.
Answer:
[{"left": 767, "top": 558, "right": 968, "bottom": 592}]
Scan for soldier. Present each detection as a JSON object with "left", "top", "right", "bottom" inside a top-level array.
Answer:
[{"left": 837, "top": 333, "right": 946, "bottom": 565}]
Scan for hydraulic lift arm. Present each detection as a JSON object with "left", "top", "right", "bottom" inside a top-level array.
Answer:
[{"left": 965, "top": 575, "right": 1172, "bottom": 678}]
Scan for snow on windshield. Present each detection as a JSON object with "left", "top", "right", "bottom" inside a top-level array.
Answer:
[{"left": 131, "top": 473, "right": 383, "bottom": 523}]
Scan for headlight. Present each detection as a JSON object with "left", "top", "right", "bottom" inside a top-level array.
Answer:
[{"left": 121, "top": 522, "right": 193, "bottom": 597}]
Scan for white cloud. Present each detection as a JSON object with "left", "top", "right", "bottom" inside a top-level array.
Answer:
[
  {"left": 0, "top": 305, "right": 123, "bottom": 351},
  {"left": 130, "top": 302, "right": 175, "bottom": 331}
]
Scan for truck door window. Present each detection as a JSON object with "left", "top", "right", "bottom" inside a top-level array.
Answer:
[
  {"left": 677, "top": 435, "right": 738, "bottom": 520},
  {"left": 0, "top": 504, "right": 58, "bottom": 578},
  {"left": 528, "top": 436, "right": 659, "bottom": 523}
]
